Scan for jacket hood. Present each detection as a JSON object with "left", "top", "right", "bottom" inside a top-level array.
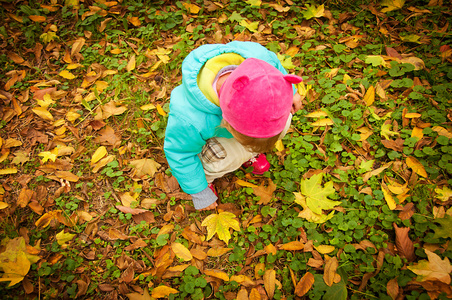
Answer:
[{"left": 180, "top": 41, "right": 280, "bottom": 116}]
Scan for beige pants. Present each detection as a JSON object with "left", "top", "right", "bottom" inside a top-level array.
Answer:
[
  {"left": 199, "top": 137, "right": 256, "bottom": 183},
  {"left": 198, "top": 114, "right": 292, "bottom": 183}
]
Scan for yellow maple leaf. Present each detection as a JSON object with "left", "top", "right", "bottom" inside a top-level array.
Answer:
[
  {"left": 38, "top": 148, "right": 58, "bottom": 163},
  {"left": 240, "top": 19, "right": 259, "bottom": 32},
  {"left": 294, "top": 192, "right": 335, "bottom": 223},
  {"left": 0, "top": 237, "right": 40, "bottom": 287},
  {"left": 435, "top": 186, "right": 452, "bottom": 202},
  {"left": 381, "top": 0, "right": 405, "bottom": 12},
  {"left": 381, "top": 123, "right": 400, "bottom": 139},
  {"left": 302, "top": 4, "right": 325, "bottom": 19},
  {"left": 37, "top": 93, "right": 55, "bottom": 108},
  {"left": 55, "top": 230, "right": 75, "bottom": 246},
  {"left": 129, "top": 158, "right": 161, "bottom": 178},
  {"left": 408, "top": 249, "right": 452, "bottom": 284},
  {"left": 201, "top": 212, "right": 240, "bottom": 244}
]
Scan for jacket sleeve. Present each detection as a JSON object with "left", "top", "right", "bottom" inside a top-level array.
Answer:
[{"left": 163, "top": 113, "right": 209, "bottom": 195}]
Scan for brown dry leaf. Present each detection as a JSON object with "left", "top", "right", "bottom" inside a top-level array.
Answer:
[
  {"left": 324, "top": 257, "right": 339, "bottom": 287},
  {"left": 253, "top": 179, "right": 277, "bottom": 205},
  {"left": 71, "top": 37, "right": 85, "bottom": 57},
  {"left": 387, "top": 278, "right": 399, "bottom": 300},
  {"left": 115, "top": 206, "right": 155, "bottom": 223},
  {"left": 124, "top": 238, "right": 147, "bottom": 251},
  {"left": 93, "top": 126, "right": 121, "bottom": 147},
  {"left": 399, "top": 202, "right": 415, "bottom": 220},
  {"left": 190, "top": 248, "right": 207, "bottom": 260},
  {"left": 120, "top": 264, "right": 135, "bottom": 284},
  {"left": 278, "top": 241, "right": 305, "bottom": 251},
  {"left": 295, "top": 272, "right": 315, "bottom": 297},
  {"left": 263, "top": 269, "right": 276, "bottom": 299},
  {"left": 393, "top": 223, "right": 416, "bottom": 262},
  {"left": 102, "top": 101, "right": 127, "bottom": 119},
  {"left": 17, "top": 188, "right": 34, "bottom": 208},
  {"left": 108, "top": 228, "right": 129, "bottom": 240},
  {"left": 204, "top": 269, "right": 229, "bottom": 281}
]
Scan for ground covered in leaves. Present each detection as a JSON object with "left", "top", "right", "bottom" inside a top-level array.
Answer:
[{"left": 0, "top": 0, "right": 452, "bottom": 299}]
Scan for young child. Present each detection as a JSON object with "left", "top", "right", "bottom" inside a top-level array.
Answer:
[{"left": 164, "top": 41, "right": 303, "bottom": 210}]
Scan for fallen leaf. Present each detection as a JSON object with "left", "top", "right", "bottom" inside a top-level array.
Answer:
[
  {"left": 407, "top": 249, "right": 452, "bottom": 284},
  {"left": 406, "top": 156, "right": 428, "bottom": 178},
  {"left": 299, "top": 173, "right": 340, "bottom": 215},
  {"left": 59, "top": 70, "right": 76, "bottom": 79},
  {"left": 171, "top": 242, "right": 193, "bottom": 262},
  {"left": 363, "top": 85, "right": 375, "bottom": 106},
  {"left": 381, "top": 0, "right": 405, "bottom": 12},
  {"left": 302, "top": 4, "right": 324, "bottom": 19},
  {"left": 311, "top": 118, "right": 334, "bottom": 127},
  {"left": 56, "top": 230, "right": 76, "bottom": 245},
  {"left": 151, "top": 285, "right": 179, "bottom": 298},
  {"left": 129, "top": 158, "right": 161, "bottom": 178},
  {"left": 91, "top": 146, "right": 107, "bottom": 165},
  {"left": 295, "top": 272, "right": 315, "bottom": 297},
  {"left": 253, "top": 179, "right": 277, "bottom": 205},
  {"left": 264, "top": 269, "right": 276, "bottom": 298},
  {"left": 204, "top": 269, "right": 229, "bottom": 281},
  {"left": 202, "top": 212, "right": 240, "bottom": 244},
  {"left": 324, "top": 257, "right": 339, "bottom": 287},
  {"left": 393, "top": 223, "right": 416, "bottom": 261},
  {"left": 382, "top": 183, "right": 397, "bottom": 210},
  {"left": 279, "top": 241, "right": 305, "bottom": 251}
]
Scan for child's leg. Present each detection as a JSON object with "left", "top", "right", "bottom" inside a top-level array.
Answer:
[{"left": 199, "top": 137, "right": 256, "bottom": 183}]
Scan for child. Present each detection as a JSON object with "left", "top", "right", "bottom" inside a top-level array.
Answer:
[{"left": 164, "top": 41, "right": 303, "bottom": 211}]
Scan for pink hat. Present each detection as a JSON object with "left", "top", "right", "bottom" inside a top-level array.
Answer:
[{"left": 219, "top": 58, "right": 302, "bottom": 138}]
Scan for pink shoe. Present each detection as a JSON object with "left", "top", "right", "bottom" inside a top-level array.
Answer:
[
  {"left": 243, "top": 154, "right": 270, "bottom": 175},
  {"left": 208, "top": 183, "right": 218, "bottom": 197}
]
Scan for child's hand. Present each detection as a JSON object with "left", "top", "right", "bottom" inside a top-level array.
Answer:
[
  {"left": 199, "top": 201, "right": 218, "bottom": 211},
  {"left": 291, "top": 93, "right": 302, "bottom": 114}
]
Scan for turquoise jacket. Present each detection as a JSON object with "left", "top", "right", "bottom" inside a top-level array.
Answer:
[{"left": 163, "top": 41, "right": 289, "bottom": 195}]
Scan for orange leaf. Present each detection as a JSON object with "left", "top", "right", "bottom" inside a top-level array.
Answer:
[
  {"left": 406, "top": 156, "right": 427, "bottom": 177},
  {"left": 363, "top": 85, "right": 375, "bottom": 106},
  {"left": 324, "top": 257, "right": 339, "bottom": 286},
  {"left": 278, "top": 241, "right": 304, "bottom": 251},
  {"left": 263, "top": 269, "right": 276, "bottom": 299},
  {"left": 295, "top": 272, "right": 315, "bottom": 297},
  {"left": 249, "top": 288, "right": 261, "bottom": 300},
  {"left": 29, "top": 15, "right": 46, "bottom": 22},
  {"left": 151, "top": 286, "right": 179, "bottom": 298},
  {"left": 204, "top": 269, "right": 229, "bottom": 281}
]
